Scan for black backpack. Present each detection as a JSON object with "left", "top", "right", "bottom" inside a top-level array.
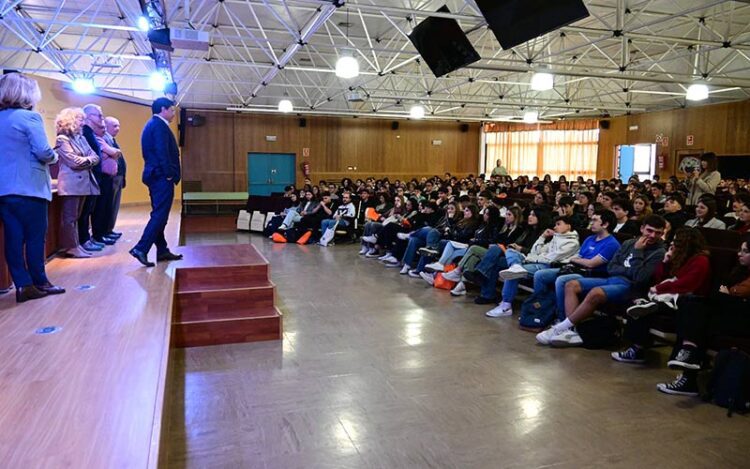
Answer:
[
  {"left": 703, "top": 348, "right": 750, "bottom": 417},
  {"left": 576, "top": 314, "right": 620, "bottom": 350}
]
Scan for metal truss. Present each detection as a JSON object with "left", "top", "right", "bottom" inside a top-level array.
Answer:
[{"left": 1, "top": 0, "right": 750, "bottom": 121}]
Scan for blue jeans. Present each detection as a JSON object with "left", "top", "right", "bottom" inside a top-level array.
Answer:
[
  {"left": 0, "top": 195, "right": 50, "bottom": 288},
  {"left": 416, "top": 239, "right": 448, "bottom": 273},
  {"left": 401, "top": 227, "right": 431, "bottom": 267},
  {"left": 574, "top": 276, "right": 633, "bottom": 304},
  {"left": 501, "top": 261, "right": 550, "bottom": 303},
  {"left": 282, "top": 210, "right": 301, "bottom": 227},
  {"left": 425, "top": 228, "right": 442, "bottom": 249},
  {"left": 438, "top": 242, "right": 468, "bottom": 266},
  {"left": 321, "top": 218, "right": 349, "bottom": 232},
  {"left": 532, "top": 269, "right": 584, "bottom": 321},
  {"left": 476, "top": 245, "right": 508, "bottom": 300}
]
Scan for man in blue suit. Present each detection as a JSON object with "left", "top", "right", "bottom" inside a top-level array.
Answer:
[{"left": 129, "top": 97, "right": 183, "bottom": 267}]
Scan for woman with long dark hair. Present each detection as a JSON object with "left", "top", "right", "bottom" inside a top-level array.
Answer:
[
  {"left": 612, "top": 227, "right": 712, "bottom": 364},
  {"left": 654, "top": 235, "right": 750, "bottom": 396},
  {"left": 686, "top": 152, "right": 721, "bottom": 205},
  {"left": 684, "top": 196, "right": 726, "bottom": 229}
]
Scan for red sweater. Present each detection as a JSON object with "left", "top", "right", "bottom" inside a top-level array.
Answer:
[{"left": 652, "top": 254, "right": 711, "bottom": 296}]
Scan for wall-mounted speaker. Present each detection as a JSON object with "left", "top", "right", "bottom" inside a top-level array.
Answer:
[
  {"left": 188, "top": 114, "right": 205, "bottom": 127},
  {"left": 391, "top": 121, "right": 399, "bottom": 130},
  {"left": 460, "top": 123, "right": 469, "bottom": 132},
  {"left": 599, "top": 120, "right": 610, "bottom": 130},
  {"left": 299, "top": 118, "right": 307, "bottom": 127}
]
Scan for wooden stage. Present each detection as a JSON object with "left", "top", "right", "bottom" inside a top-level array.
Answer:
[{"left": 0, "top": 205, "right": 279, "bottom": 468}]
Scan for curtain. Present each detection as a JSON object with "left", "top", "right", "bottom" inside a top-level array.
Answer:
[{"left": 485, "top": 125, "right": 599, "bottom": 178}]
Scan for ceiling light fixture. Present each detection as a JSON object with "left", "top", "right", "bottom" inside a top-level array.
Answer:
[
  {"left": 72, "top": 78, "right": 95, "bottom": 94},
  {"left": 410, "top": 105, "right": 425, "bottom": 119},
  {"left": 523, "top": 110, "right": 539, "bottom": 124},
  {"left": 686, "top": 83, "right": 709, "bottom": 101},
  {"left": 530, "top": 72, "right": 554, "bottom": 91},
  {"left": 278, "top": 98, "right": 293, "bottom": 113},
  {"left": 148, "top": 70, "right": 167, "bottom": 92},
  {"left": 137, "top": 16, "right": 151, "bottom": 32},
  {"left": 335, "top": 8, "right": 359, "bottom": 79}
]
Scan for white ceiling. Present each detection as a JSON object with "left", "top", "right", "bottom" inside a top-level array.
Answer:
[{"left": 2, "top": 0, "right": 750, "bottom": 121}]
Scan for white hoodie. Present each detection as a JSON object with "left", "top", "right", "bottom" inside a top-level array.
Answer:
[{"left": 526, "top": 231, "right": 580, "bottom": 264}]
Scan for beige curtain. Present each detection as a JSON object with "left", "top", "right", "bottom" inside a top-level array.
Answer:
[{"left": 485, "top": 125, "right": 599, "bottom": 178}]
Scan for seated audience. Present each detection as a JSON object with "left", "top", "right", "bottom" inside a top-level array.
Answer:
[
  {"left": 557, "top": 196, "right": 587, "bottom": 231},
  {"left": 611, "top": 198, "right": 641, "bottom": 236},
  {"left": 612, "top": 227, "right": 711, "bottom": 364},
  {"left": 536, "top": 215, "right": 667, "bottom": 346},
  {"left": 485, "top": 215, "right": 580, "bottom": 317},
  {"left": 729, "top": 200, "right": 750, "bottom": 234},
  {"left": 631, "top": 194, "right": 653, "bottom": 223},
  {"left": 399, "top": 202, "right": 460, "bottom": 274},
  {"left": 655, "top": 235, "right": 750, "bottom": 396},
  {"left": 661, "top": 194, "right": 689, "bottom": 241},
  {"left": 319, "top": 191, "right": 355, "bottom": 246}
]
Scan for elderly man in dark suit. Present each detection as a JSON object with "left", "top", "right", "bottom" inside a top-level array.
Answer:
[{"left": 129, "top": 97, "right": 182, "bottom": 267}]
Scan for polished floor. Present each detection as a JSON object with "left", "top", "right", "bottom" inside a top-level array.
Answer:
[{"left": 168, "top": 233, "right": 750, "bottom": 469}]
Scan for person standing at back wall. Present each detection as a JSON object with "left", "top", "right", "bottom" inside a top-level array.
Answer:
[
  {"left": 129, "top": 97, "right": 183, "bottom": 267},
  {"left": 103, "top": 116, "right": 126, "bottom": 239}
]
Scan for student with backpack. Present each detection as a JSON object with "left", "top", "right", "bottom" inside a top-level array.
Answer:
[
  {"left": 515, "top": 210, "right": 620, "bottom": 329},
  {"left": 655, "top": 235, "right": 750, "bottom": 396}
]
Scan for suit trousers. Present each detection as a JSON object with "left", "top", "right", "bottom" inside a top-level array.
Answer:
[
  {"left": 77, "top": 195, "right": 96, "bottom": 244},
  {"left": 0, "top": 195, "right": 49, "bottom": 288},
  {"left": 108, "top": 174, "right": 124, "bottom": 233},
  {"left": 60, "top": 195, "right": 85, "bottom": 249},
  {"left": 92, "top": 173, "right": 114, "bottom": 240},
  {"left": 134, "top": 177, "right": 174, "bottom": 255}
]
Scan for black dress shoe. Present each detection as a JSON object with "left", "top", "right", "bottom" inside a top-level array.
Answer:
[
  {"left": 129, "top": 248, "right": 155, "bottom": 267},
  {"left": 16, "top": 285, "right": 48, "bottom": 303},
  {"left": 108, "top": 231, "right": 123, "bottom": 238},
  {"left": 36, "top": 283, "right": 66, "bottom": 295},
  {"left": 157, "top": 251, "right": 183, "bottom": 262},
  {"left": 94, "top": 237, "right": 117, "bottom": 245}
]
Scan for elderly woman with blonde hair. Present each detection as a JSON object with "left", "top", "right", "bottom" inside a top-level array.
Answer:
[
  {"left": 0, "top": 73, "right": 64, "bottom": 302},
  {"left": 55, "top": 107, "right": 101, "bottom": 258}
]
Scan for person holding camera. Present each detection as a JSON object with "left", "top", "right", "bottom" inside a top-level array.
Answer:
[{"left": 685, "top": 152, "right": 721, "bottom": 206}]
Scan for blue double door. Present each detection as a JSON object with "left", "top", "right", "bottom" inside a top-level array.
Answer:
[{"left": 247, "top": 152, "right": 296, "bottom": 196}]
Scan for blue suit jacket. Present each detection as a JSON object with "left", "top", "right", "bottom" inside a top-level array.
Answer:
[
  {"left": 0, "top": 108, "right": 58, "bottom": 200},
  {"left": 141, "top": 116, "right": 180, "bottom": 184}
]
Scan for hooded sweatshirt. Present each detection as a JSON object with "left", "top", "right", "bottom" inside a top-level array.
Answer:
[
  {"left": 607, "top": 238, "right": 666, "bottom": 290},
  {"left": 526, "top": 231, "right": 580, "bottom": 264}
]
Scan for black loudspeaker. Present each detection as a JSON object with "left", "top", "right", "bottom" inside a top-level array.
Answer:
[
  {"left": 460, "top": 123, "right": 469, "bottom": 132},
  {"left": 408, "top": 5, "right": 481, "bottom": 77},
  {"left": 391, "top": 121, "right": 399, "bottom": 130},
  {"left": 599, "top": 120, "right": 610, "bottom": 130},
  {"left": 475, "top": 0, "right": 589, "bottom": 50},
  {"left": 299, "top": 118, "right": 307, "bottom": 127},
  {"left": 178, "top": 108, "right": 187, "bottom": 147}
]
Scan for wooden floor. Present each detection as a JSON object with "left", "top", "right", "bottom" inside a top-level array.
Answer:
[
  {"left": 170, "top": 233, "right": 750, "bottom": 469},
  {"left": 0, "top": 205, "right": 180, "bottom": 468}
]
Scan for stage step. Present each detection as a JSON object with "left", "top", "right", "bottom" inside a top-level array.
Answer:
[
  {"left": 172, "top": 307, "right": 283, "bottom": 347},
  {"left": 171, "top": 244, "right": 282, "bottom": 348}
]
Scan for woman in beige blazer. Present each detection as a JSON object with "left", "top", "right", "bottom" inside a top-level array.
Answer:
[{"left": 55, "top": 107, "right": 100, "bottom": 257}]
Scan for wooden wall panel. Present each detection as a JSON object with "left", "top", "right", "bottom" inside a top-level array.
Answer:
[
  {"left": 183, "top": 111, "right": 482, "bottom": 190},
  {"left": 596, "top": 99, "right": 750, "bottom": 179}
]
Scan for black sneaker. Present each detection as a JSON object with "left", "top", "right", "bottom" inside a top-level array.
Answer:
[
  {"left": 668, "top": 347, "right": 701, "bottom": 370},
  {"left": 626, "top": 301, "right": 658, "bottom": 319},
  {"left": 418, "top": 247, "right": 439, "bottom": 257},
  {"left": 657, "top": 374, "right": 699, "bottom": 396},
  {"left": 611, "top": 346, "right": 646, "bottom": 364},
  {"left": 462, "top": 270, "right": 486, "bottom": 285}
]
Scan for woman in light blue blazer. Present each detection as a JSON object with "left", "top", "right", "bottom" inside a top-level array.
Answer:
[{"left": 0, "top": 73, "right": 65, "bottom": 302}]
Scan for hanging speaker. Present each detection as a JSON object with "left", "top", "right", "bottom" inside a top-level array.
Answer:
[
  {"left": 391, "top": 121, "right": 399, "bottom": 130},
  {"left": 599, "top": 120, "right": 610, "bottom": 130},
  {"left": 460, "top": 123, "right": 469, "bottom": 132},
  {"left": 299, "top": 118, "right": 307, "bottom": 127}
]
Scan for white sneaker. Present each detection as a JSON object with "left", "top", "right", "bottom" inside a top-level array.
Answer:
[
  {"left": 400, "top": 265, "right": 410, "bottom": 275},
  {"left": 358, "top": 246, "right": 368, "bottom": 255},
  {"left": 362, "top": 235, "right": 377, "bottom": 244},
  {"left": 450, "top": 281, "right": 466, "bottom": 296},
  {"left": 397, "top": 232, "right": 411, "bottom": 240},
  {"left": 279, "top": 224, "right": 288, "bottom": 230},
  {"left": 365, "top": 249, "right": 379, "bottom": 258},
  {"left": 486, "top": 303, "right": 512, "bottom": 318},
  {"left": 550, "top": 329, "right": 583, "bottom": 347},
  {"left": 499, "top": 264, "right": 529, "bottom": 280},
  {"left": 441, "top": 268, "right": 462, "bottom": 282},
  {"left": 408, "top": 269, "right": 421, "bottom": 278},
  {"left": 536, "top": 328, "right": 557, "bottom": 345},
  {"left": 378, "top": 253, "right": 390, "bottom": 261},
  {"left": 424, "top": 262, "right": 445, "bottom": 273},
  {"left": 385, "top": 259, "right": 402, "bottom": 268},
  {"left": 381, "top": 255, "right": 398, "bottom": 264},
  {"left": 419, "top": 272, "right": 435, "bottom": 286}
]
